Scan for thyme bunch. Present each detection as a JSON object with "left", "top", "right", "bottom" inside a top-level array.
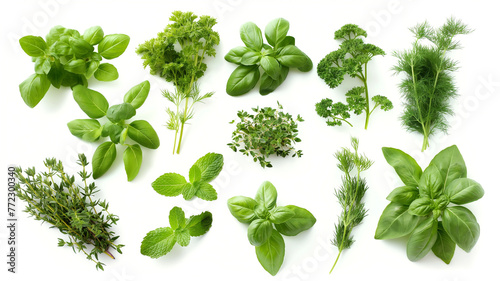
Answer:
[{"left": 15, "top": 154, "right": 123, "bottom": 270}]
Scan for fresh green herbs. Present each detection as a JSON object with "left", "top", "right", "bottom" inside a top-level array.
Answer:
[
  {"left": 228, "top": 181, "right": 316, "bottom": 275},
  {"left": 317, "top": 24, "right": 392, "bottom": 129},
  {"left": 225, "top": 18, "right": 312, "bottom": 96},
  {"left": 136, "top": 11, "right": 220, "bottom": 154},
  {"left": 330, "top": 137, "right": 373, "bottom": 273},
  {"left": 19, "top": 25, "right": 129, "bottom": 108},
  {"left": 67, "top": 81, "right": 160, "bottom": 181},
  {"left": 141, "top": 207, "right": 212, "bottom": 258},
  {"left": 151, "top": 153, "right": 223, "bottom": 201},
  {"left": 228, "top": 102, "right": 303, "bottom": 168},
  {"left": 393, "top": 18, "right": 471, "bottom": 151},
  {"left": 375, "top": 145, "right": 483, "bottom": 263},
  {"left": 14, "top": 154, "right": 123, "bottom": 270}
]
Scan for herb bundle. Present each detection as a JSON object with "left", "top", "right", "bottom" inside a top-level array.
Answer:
[
  {"left": 19, "top": 25, "right": 129, "bottom": 108},
  {"left": 141, "top": 207, "right": 212, "bottom": 259},
  {"left": 14, "top": 154, "right": 123, "bottom": 270},
  {"left": 330, "top": 137, "right": 372, "bottom": 273},
  {"left": 375, "top": 145, "right": 483, "bottom": 263},
  {"left": 393, "top": 18, "right": 471, "bottom": 151},
  {"left": 228, "top": 102, "right": 303, "bottom": 168},
  {"left": 228, "top": 181, "right": 316, "bottom": 275},
  {"left": 317, "top": 24, "right": 392, "bottom": 129},
  {"left": 67, "top": 81, "right": 160, "bottom": 181},
  {"left": 136, "top": 11, "right": 220, "bottom": 154}
]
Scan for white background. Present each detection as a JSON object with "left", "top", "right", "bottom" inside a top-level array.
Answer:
[{"left": 1, "top": 0, "right": 499, "bottom": 280}]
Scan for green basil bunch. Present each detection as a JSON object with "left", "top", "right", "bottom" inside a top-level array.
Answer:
[
  {"left": 228, "top": 181, "right": 316, "bottom": 275},
  {"left": 225, "top": 18, "right": 312, "bottom": 96},
  {"left": 375, "top": 145, "right": 484, "bottom": 264},
  {"left": 19, "top": 25, "right": 130, "bottom": 108},
  {"left": 67, "top": 81, "right": 159, "bottom": 181}
]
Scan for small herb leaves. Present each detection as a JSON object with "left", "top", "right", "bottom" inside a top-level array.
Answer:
[
  {"left": 152, "top": 153, "right": 223, "bottom": 201},
  {"left": 141, "top": 207, "right": 212, "bottom": 259}
]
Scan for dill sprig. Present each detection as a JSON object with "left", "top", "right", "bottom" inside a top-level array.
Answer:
[
  {"left": 393, "top": 17, "right": 472, "bottom": 151},
  {"left": 330, "top": 137, "right": 373, "bottom": 273},
  {"left": 14, "top": 154, "right": 124, "bottom": 270}
]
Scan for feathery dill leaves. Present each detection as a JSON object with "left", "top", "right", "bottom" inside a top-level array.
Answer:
[
  {"left": 330, "top": 137, "right": 372, "bottom": 273},
  {"left": 136, "top": 11, "right": 220, "bottom": 154},
  {"left": 393, "top": 17, "right": 471, "bottom": 151},
  {"left": 14, "top": 154, "right": 123, "bottom": 270}
]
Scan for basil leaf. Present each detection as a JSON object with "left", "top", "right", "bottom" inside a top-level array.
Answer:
[
  {"left": 374, "top": 202, "right": 420, "bottom": 240},
  {"left": 240, "top": 22, "right": 263, "bottom": 51},
  {"left": 444, "top": 178, "right": 484, "bottom": 205},
  {"left": 67, "top": 119, "right": 102, "bottom": 142},
  {"left": 186, "top": 211, "right": 213, "bottom": 237},
  {"left": 19, "top": 73, "right": 50, "bottom": 108},
  {"left": 269, "top": 206, "right": 295, "bottom": 224},
  {"left": 247, "top": 219, "right": 272, "bottom": 246},
  {"left": 85, "top": 60, "right": 100, "bottom": 79},
  {"left": 428, "top": 145, "right": 467, "bottom": 188},
  {"left": 406, "top": 217, "right": 438, "bottom": 261},
  {"left": 97, "top": 34, "right": 130, "bottom": 59},
  {"left": 255, "top": 229, "right": 285, "bottom": 276},
  {"left": 123, "top": 80, "right": 150, "bottom": 109},
  {"left": 69, "top": 37, "right": 93, "bottom": 56},
  {"left": 192, "top": 152, "right": 224, "bottom": 182},
  {"left": 432, "top": 221, "right": 456, "bottom": 264},
  {"left": 19, "top": 35, "right": 47, "bottom": 57},
  {"left": 195, "top": 182, "right": 217, "bottom": 201},
  {"left": 82, "top": 26, "right": 104, "bottom": 45},
  {"left": 102, "top": 123, "right": 123, "bottom": 143},
  {"left": 123, "top": 144, "right": 142, "bottom": 181},
  {"left": 127, "top": 120, "right": 160, "bottom": 149},
  {"left": 72, "top": 85, "right": 109, "bottom": 118},
  {"left": 169, "top": 206, "right": 186, "bottom": 230},
  {"left": 259, "top": 66, "right": 289, "bottom": 96},
  {"left": 386, "top": 186, "right": 419, "bottom": 205},
  {"left": 47, "top": 63, "right": 64, "bottom": 89},
  {"left": 255, "top": 181, "right": 277, "bottom": 210},
  {"left": 92, "top": 141, "right": 116, "bottom": 179},
  {"left": 224, "top": 46, "right": 252, "bottom": 64},
  {"left": 94, "top": 63, "right": 119, "bottom": 81},
  {"left": 240, "top": 51, "right": 261, "bottom": 66},
  {"left": 46, "top": 25, "right": 66, "bottom": 45},
  {"left": 226, "top": 65, "right": 260, "bottom": 96},
  {"left": 189, "top": 165, "right": 201, "bottom": 183},
  {"left": 174, "top": 229, "right": 191, "bottom": 247},
  {"left": 140, "top": 227, "right": 176, "bottom": 258},
  {"left": 106, "top": 103, "right": 136, "bottom": 123},
  {"left": 442, "top": 206, "right": 480, "bottom": 252},
  {"left": 382, "top": 147, "right": 422, "bottom": 187},
  {"left": 34, "top": 57, "right": 51, "bottom": 74},
  {"left": 408, "top": 197, "right": 433, "bottom": 217},
  {"left": 260, "top": 56, "right": 281, "bottom": 80},
  {"left": 265, "top": 18, "right": 289, "bottom": 47},
  {"left": 64, "top": 59, "right": 87, "bottom": 74},
  {"left": 276, "top": 45, "right": 311, "bottom": 70},
  {"left": 151, "top": 173, "right": 187, "bottom": 197},
  {"left": 419, "top": 164, "right": 444, "bottom": 198},
  {"left": 279, "top": 35, "right": 295, "bottom": 47},
  {"left": 61, "top": 72, "right": 87, "bottom": 88},
  {"left": 274, "top": 205, "right": 316, "bottom": 236},
  {"left": 227, "top": 196, "right": 258, "bottom": 223}
]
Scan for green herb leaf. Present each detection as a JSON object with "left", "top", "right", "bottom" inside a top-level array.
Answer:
[
  {"left": 259, "top": 66, "right": 289, "bottom": 95},
  {"left": 406, "top": 217, "right": 438, "bottom": 261},
  {"left": 274, "top": 205, "right": 316, "bottom": 236},
  {"left": 169, "top": 206, "right": 186, "bottom": 230},
  {"left": 240, "top": 22, "right": 263, "bottom": 51},
  {"left": 432, "top": 221, "right": 456, "bottom": 264},
  {"left": 69, "top": 37, "right": 93, "bottom": 57},
  {"left": 106, "top": 103, "right": 136, "bottom": 123},
  {"left": 98, "top": 34, "right": 130, "bottom": 59},
  {"left": 85, "top": 60, "right": 100, "bottom": 79},
  {"left": 444, "top": 178, "right": 484, "bottom": 205},
  {"left": 382, "top": 147, "right": 422, "bottom": 186},
  {"left": 19, "top": 35, "right": 47, "bottom": 57},
  {"left": 189, "top": 165, "right": 201, "bottom": 183},
  {"left": 92, "top": 141, "right": 117, "bottom": 179},
  {"left": 140, "top": 227, "right": 176, "bottom": 259},
  {"left": 186, "top": 211, "right": 213, "bottom": 237},
  {"left": 34, "top": 57, "right": 51, "bottom": 74},
  {"left": 73, "top": 85, "right": 109, "bottom": 118},
  {"left": 260, "top": 56, "right": 281, "bottom": 80},
  {"left": 83, "top": 26, "right": 104, "bottom": 45},
  {"left": 255, "top": 181, "right": 278, "bottom": 210},
  {"left": 428, "top": 145, "right": 467, "bottom": 188},
  {"left": 127, "top": 120, "right": 160, "bottom": 149},
  {"left": 269, "top": 206, "right": 295, "bottom": 224},
  {"left": 192, "top": 152, "right": 224, "bottom": 182},
  {"left": 248, "top": 219, "right": 273, "bottom": 246},
  {"left": 123, "top": 144, "right": 142, "bottom": 181},
  {"left": 255, "top": 229, "right": 285, "bottom": 276},
  {"left": 226, "top": 65, "right": 260, "bottom": 96},
  {"left": 174, "top": 229, "right": 191, "bottom": 247},
  {"left": 225, "top": 46, "right": 252, "bottom": 64},
  {"left": 94, "top": 63, "right": 119, "bottom": 81},
  {"left": 276, "top": 45, "right": 311, "bottom": 70},
  {"left": 63, "top": 59, "right": 87, "bottom": 74},
  {"left": 195, "top": 182, "right": 218, "bottom": 201},
  {"left": 123, "top": 80, "right": 150, "bottom": 109},
  {"left": 241, "top": 51, "right": 262, "bottom": 65},
  {"left": 419, "top": 164, "right": 444, "bottom": 199},
  {"left": 19, "top": 74, "right": 50, "bottom": 108},
  {"left": 182, "top": 182, "right": 198, "bottom": 200},
  {"left": 227, "top": 196, "right": 258, "bottom": 223},
  {"left": 374, "top": 202, "right": 420, "bottom": 240},
  {"left": 408, "top": 197, "right": 433, "bottom": 216},
  {"left": 265, "top": 18, "right": 289, "bottom": 47},
  {"left": 67, "top": 119, "right": 102, "bottom": 142},
  {"left": 442, "top": 206, "right": 480, "bottom": 252},
  {"left": 386, "top": 186, "right": 419, "bottom": 205},
  {"left": 151, "top": 173, "right": 187, "bottom": 197}
]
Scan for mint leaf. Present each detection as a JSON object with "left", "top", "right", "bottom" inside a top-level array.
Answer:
[
  {"left": 189, "top": 164, "right": 201, "bottom": 183},
  {"left": 182, "top": 182, "right": 199, "bottom": 200},
  {"left": 175, "top": 229, "right": 191, "bottom": 247},
  {"left": 140, "top": 227, "right": 176, "bottom": 259},
  {"left": 169, "top": 207, "right": 186, "bottom": 230},
  {"left": 195, "top": 182, "right": 218, "bottom": 201},
  {"left": 193, "top": 153, "right": 224, "bottom": 182},
  {"left": 186, "top": 211, "right": 213, "bottom": 237},
  {"left": 151, "top": 173, "right": 187, "bottom": 197}
]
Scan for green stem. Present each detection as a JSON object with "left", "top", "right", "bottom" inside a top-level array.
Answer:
[
  {"left": 176, "top": 121, "right": 186, "bottom": 154},
  {"left": 421, "top": 130, "right": 430, "bottom": 152},
  {"left": 330, "top": 249, "right": 343, "bottom": 274},
  {"left": 362, "top": 63, "right": 370, "bottom": 130}
]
